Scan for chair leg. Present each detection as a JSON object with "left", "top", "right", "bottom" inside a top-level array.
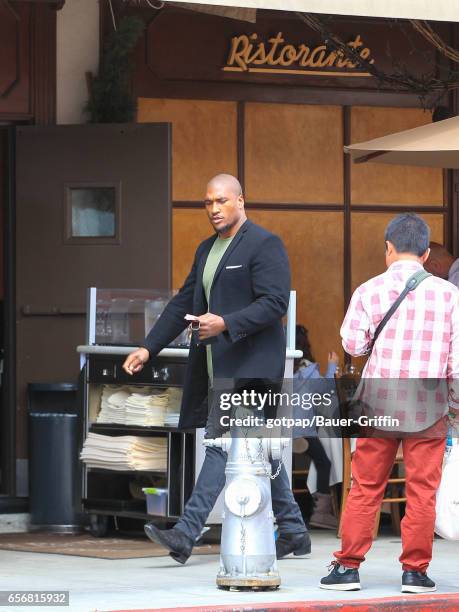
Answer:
[
  {"left": 330, "top": 484, "right": 339, "bottom": 517},
  {"left": 390, "top": 464, "right": 403, "bottom": 537},
  {"left": 338, "top": 484, "right": 350, "bottom": 538},
  {"left": 390, "top": 503, "right": 401, "bottom": 537},
  {"left": 372, "top": 507, "right": 382, "bottom": 539},
  {"left": 338, "top": 511, "right": 344, "bottom": 538}
]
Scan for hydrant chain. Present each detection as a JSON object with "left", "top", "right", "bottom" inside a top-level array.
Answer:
[{"left": 244, "top": 436, "right": 284, "bottom": 480}]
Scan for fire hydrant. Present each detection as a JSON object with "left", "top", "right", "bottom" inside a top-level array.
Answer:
[{"left": 204, "top": 435, "right": 290, "bottom": 591}]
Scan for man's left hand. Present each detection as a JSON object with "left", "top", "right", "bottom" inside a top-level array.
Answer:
[{"left": 197, "top": 313, "right": 226, "bottom": 340}]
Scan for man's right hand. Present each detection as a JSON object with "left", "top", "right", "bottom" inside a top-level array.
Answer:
[{"left": 122, "top": 348, "right": 150, "bottom": 376}]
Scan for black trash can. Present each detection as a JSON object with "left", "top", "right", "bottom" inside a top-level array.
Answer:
[{"left": 28, "top": 383, "right": 83, "bottom": 532}]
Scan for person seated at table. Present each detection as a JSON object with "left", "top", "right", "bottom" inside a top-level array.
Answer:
[{"left": 294, "top": 324, "right": 339, "bottom": 530}]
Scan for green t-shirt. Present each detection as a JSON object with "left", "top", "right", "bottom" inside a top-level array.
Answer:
[{"left": 202, "top": 235, "right": 234, "bottom": 384}]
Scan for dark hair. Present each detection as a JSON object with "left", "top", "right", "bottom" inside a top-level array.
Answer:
[
  {"left": 294, "top": 325, "right": 315, "bottom": 372},
  {"left": 384, "top": 213, "right": 430, "bottom": 257}
]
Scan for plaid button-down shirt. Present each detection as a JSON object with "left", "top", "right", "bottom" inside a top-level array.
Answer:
[{"left": 341, "top": 260, "right": 459, "bottom": 429}]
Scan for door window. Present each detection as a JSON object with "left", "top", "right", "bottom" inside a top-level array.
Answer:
[{"left": 65, "top": 183, "right": 120, "bottom": 243}]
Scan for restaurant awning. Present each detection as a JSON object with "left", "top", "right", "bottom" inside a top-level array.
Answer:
[
  {"left": 168, "top": 1, "right": 459, "bottom": 22},
  {"left": 345, "top": 116, "right": 459, "bottom": 169}
]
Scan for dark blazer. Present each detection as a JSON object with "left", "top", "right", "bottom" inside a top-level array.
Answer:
[{"left": 142, "top": 219, "right": 291, "bottom": 429}]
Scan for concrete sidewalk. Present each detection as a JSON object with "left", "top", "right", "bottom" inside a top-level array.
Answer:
[{"left": 0, "top": 531, "right": 457, "bottom": 611}]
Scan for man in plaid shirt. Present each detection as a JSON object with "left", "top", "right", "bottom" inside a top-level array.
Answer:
[{"left": 320, "top": 213, "right": 459, "bottom": 594}]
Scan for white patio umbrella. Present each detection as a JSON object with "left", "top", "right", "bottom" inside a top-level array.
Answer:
[
  {"left": 344, "top": 115, "right": 459, "bottom": 169},
  {"left": 166, "top": 0, "right": 459, "bottom": 22}
]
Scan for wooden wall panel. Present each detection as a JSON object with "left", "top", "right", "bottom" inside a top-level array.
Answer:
[
  {"left": 351, "top": 212, "right": 444, "bottom": 291},
  {"left": 249, "top": 211, "right": 344, "bottom": 369},
  {"left": 138, "top": 98, "right": 238, "bottom": 202},
  {"left": 0, "top": 2, "right": 56, "bottom": 122},
  {"left": 0, "top": 2, "right": 31, "bottom": 119},
  {"left": 351, "top": 107, "right": 443, "bottom": 205},
  {"left": 31, "top": 2, "right": 57, "bottom": 124},
  {"left": 245, "top": 104, "right": 343, "bottom": 204},
  {"left": 172, "top": 208, "right": 213, "bottom": 290}
]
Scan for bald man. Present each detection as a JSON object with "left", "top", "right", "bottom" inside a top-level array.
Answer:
[
  {"left": 424, "top": 242, "right": 459, "bottom": 289},
  {"left": 123, "top": 174, "right": 310, "bottom": 565}
]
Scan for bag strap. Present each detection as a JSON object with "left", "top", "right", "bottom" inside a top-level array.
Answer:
[{"left": 368, "top": 269, "right": 432, "bottom": 354}]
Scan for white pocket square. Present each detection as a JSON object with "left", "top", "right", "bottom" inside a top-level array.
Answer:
[{"left": 226, "top": 265, "right": 243, "bottom": 269}]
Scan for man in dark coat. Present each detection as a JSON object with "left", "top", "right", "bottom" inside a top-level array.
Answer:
[{"left": 123, "top": 174, "right": 309, "bottom": 564}]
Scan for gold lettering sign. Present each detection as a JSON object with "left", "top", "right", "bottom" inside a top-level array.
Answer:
[{"left": 223, "top": 33, "right": 375, "bottom": 77}]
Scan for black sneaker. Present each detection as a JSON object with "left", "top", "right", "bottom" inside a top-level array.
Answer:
[
  {"left": 401, "top": 571, "right": 436, "bottom": 593},
  {"left": 320, "top": 561, "right": 361, "bottom": 591}
]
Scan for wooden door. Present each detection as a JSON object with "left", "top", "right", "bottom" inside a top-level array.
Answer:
[{"left": 15, "top": 123, "right": 172, "bottom": 473}]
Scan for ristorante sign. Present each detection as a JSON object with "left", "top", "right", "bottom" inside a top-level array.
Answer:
[
  {"left": 144, "top": 10, "right": 428, "bottom": 91},
  {"left": 223, "top": 32, "right": 375, "bottom": 77}
]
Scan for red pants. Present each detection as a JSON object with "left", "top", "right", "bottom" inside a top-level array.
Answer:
[{"left": 334, "top": 433, "right": 446, "bottom": 573}]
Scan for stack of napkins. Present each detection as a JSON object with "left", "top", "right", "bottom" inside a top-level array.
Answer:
[
  {"left": 96, "top": 386, "right": 130, "bottom": 424},
  {"left": 80, "top": 432, "right": 167, "bottom": 471},
  {"left": 164, "top": 408, "right": 180, "bottom": 427},
  {"left": 125, "top": 391, "right": 168, "bottom": 426},
  {"left": 167, "top": 388, "right": 183, "bottom": 412},
  {"left": 96, "top": 385, "right": 183, "bottom": 427},
  {"left": 164, "top": 413, "right": 180, "bottom": 427},
  {"left": 164, "top": 387, "right": 182, "bottom": 427}
]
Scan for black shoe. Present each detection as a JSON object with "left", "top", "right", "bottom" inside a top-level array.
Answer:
[
  {"left": 144, "top": 523, "right": 194, "bottom": 565},
  {"left": 276, "top": 532, "right": 311, "bottom": 559},
  {"left": 320, "top": 561, "right": 361, "bottom": 591},
  {"left": 401, "top": 571, "right": 436, "bottom": 593}
]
